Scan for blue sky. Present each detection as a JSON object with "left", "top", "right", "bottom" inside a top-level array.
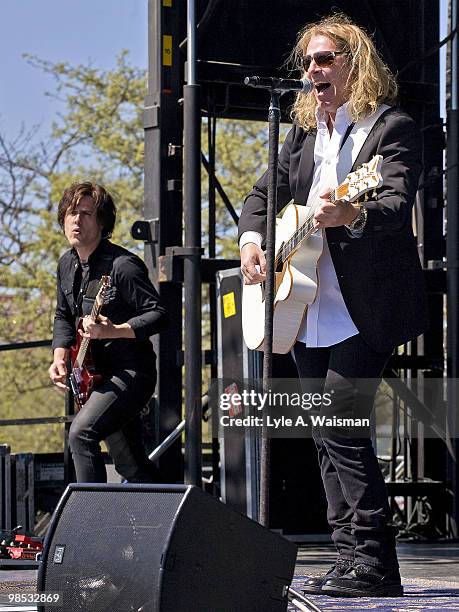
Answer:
[
  {"left": 0, "top": 0, "right": 147, "bottom": 141},
  {"left": 0, "top": 0, "right": 448, "bottom": 144}
]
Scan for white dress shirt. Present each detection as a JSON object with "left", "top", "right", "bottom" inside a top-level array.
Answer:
[{"left": 240, "top": 102, "right": 359, "bottom": 347}]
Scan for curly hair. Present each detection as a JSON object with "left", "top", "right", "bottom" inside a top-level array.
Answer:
[
  {"left": 290, "top": 13, "right": 398, "bottom": 131},
  {"left": 58, "top": 181, "right": 116, "bottom": 239}
]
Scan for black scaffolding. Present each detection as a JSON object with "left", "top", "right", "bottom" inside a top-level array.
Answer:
[{"left": 138, "top": 0, "right": 459, "bottom": 537}]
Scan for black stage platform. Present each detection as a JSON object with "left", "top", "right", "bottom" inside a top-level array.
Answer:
[{"left": 0, "top": 543, "right": 457, "bottom": 611}]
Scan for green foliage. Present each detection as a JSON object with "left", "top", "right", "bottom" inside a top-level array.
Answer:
[
  {"left": 0, "top": 50, "right": 290, "bottom": 454},
  {"left": 0, "top": 52, "right": 147, "bottom": 453},
  {"left": 202, "top": 119, "right": 289, "bottom": 258}
]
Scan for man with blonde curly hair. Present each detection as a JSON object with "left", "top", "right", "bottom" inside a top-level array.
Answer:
[{"left": 239, "top": 14, "right": 428, "bottom": 598}]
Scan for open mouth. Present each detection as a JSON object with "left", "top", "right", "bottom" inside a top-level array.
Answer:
[{"left": 315, "top": 82, "right": 331, "bottom": 93}]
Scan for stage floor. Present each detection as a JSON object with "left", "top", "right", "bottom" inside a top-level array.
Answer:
[
  {"left": 290, "top": 541, "right": 459, "bottom": 611},
  {"left": 0, "top": 542, "right": 458, "bottom": 611}
]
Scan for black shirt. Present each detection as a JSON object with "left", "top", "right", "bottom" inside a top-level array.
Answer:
[{"left": 52, "top": 239, "right": 167, "bottom": 376}]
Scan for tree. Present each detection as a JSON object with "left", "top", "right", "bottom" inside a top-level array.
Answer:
[
  {"left": 0, "top": 51, "right": 286, "bottom": 453},
  {"left": 0, "top": 52, "right": 147, "bottom": 453}
]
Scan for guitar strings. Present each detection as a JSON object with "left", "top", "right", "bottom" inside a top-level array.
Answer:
[
  {"left": 276, "top": 187, "right": 337, "bottom": 267},
  {"left": 75, "top": 278, "right": 110, "bottom": 367},
  {"left": 275, "top": 159, "right": 380, "bottom": 268}
]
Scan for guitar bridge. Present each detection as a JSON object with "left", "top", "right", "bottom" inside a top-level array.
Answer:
[{"left": 69, "top": 373, "right": 83, "bottom": 408}]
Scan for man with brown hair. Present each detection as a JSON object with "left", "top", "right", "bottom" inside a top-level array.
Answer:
[{"left": 49, "top": 181, "right": 167, "bottom": 483}]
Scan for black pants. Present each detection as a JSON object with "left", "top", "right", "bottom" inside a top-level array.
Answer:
[
  {"left": 293, "top": 334, "right": 397, "bottom": 569},
  {"left": 68, "top": 370, "right": 161, "bottom": 483}
]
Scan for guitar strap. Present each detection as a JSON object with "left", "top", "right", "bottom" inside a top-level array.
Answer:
[
  {"left": 79, "top": 253, "right": 116, "bottom": 317},
  {"left": 335, "top": 104, "right": 390, "bottom": 184},
  {"left": 303, "top": 105, "right": 389, "bottom": 220},
  {"left": 73, "top": 262, "right": 91, "bottom": 320},
  {"left": 340, "top": 122, "right": 355, "bottom": 151},
  {"left": 78, "top": 262, "right": 91, "bottom": 311}
]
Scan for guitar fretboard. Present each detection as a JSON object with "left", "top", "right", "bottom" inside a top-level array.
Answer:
[
  {"left": 75, "top": 294, "right": 103, "bottom": 368},
  {"left": 275, "top": 188, "right": 338, "bottom": 268}
]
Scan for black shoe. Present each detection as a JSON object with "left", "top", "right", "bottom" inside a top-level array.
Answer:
[
  {"left": 321, "top": 563, "right": 403, "bottom": 597},
  {"left": 302, "top": 558, "right": 354, "bottom": 595}
]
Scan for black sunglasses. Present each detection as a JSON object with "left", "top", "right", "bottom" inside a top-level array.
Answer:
[{"left": 302, "top": 50, "right": 347, "bottom": 72}]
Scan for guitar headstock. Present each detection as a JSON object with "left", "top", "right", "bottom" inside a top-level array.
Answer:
[{"left": 335, "top": 155, "right": 383, "bottom": 203}]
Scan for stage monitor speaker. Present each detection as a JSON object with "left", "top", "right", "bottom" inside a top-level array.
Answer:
[{"left": 38, "top": 483, "right": 297, "bottom": 612}]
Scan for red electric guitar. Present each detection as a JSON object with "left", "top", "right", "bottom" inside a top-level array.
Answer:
[{"left": 69, "top": 275, "right": 111, "bottom": 411}]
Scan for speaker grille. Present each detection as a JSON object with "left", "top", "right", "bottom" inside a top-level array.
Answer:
[
  {"left": 41, "top": 489, "right": 184, "bottom": 611},
  {"left": 39, "top": 485, "right": 296, "bottom": 611}
]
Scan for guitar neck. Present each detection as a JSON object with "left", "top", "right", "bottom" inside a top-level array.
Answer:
[
  {"left": 274, "top": 155, "right": 382, "bottom": 268},
  {"left": 276, "top": 187, "right": 341, "bottom": 267},
  {"left": 75, "top": 298, "right": 104, "bottom": 367}
]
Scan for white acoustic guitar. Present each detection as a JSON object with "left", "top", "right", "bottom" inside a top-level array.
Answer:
[{"left": 242, "top": 155, "right": 383, "bottom": 354}]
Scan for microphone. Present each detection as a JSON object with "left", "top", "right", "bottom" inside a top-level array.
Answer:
[{"left": 244, "top": 76, "right": 313, "bottom": 94}]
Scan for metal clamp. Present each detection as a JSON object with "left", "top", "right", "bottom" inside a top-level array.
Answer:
[{"left": 131, "top": 219, "right": 159, "bottom": 243}]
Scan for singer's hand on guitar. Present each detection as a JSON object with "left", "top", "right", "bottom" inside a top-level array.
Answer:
[
  {"left": 240, "top": 243, "right": 266, "bottom": 285},
  {"left": 313, "top": 190, "right": 360, "bottom": 228},
  {"left": 79, "top": 315, "right": 136, "bottom": 339},
  {"left": 49, "top": 349, "right": 69, "bottom": 391}
]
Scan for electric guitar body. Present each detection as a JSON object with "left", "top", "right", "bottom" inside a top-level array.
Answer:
[
  {"left": 69, "top": 275, "right": 111, "bottom": 411},
  {"left": 69, "top": 325, "right": 103, "bottom": 411}
]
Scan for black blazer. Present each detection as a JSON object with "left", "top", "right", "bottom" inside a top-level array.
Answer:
[{"left": 238, "top": 107, "right": 428, "bottom": 353}]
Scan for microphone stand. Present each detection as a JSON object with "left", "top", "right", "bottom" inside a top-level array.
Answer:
[
  {"left": 251, "top": 83, "right": 323, "bottom": 612},
  {"left": 244, "top": 76, "right": 311, "bottom": 528},
  {"left": 259, "top": 87, "right": 281, "bottom": 528}
]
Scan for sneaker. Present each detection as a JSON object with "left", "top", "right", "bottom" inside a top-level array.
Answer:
[
  {"left": 321, "top": 563, "right": 403, "bottom": 597},
  {"left": 302, "top": 558, "right": 354, "bottom": 595}
]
